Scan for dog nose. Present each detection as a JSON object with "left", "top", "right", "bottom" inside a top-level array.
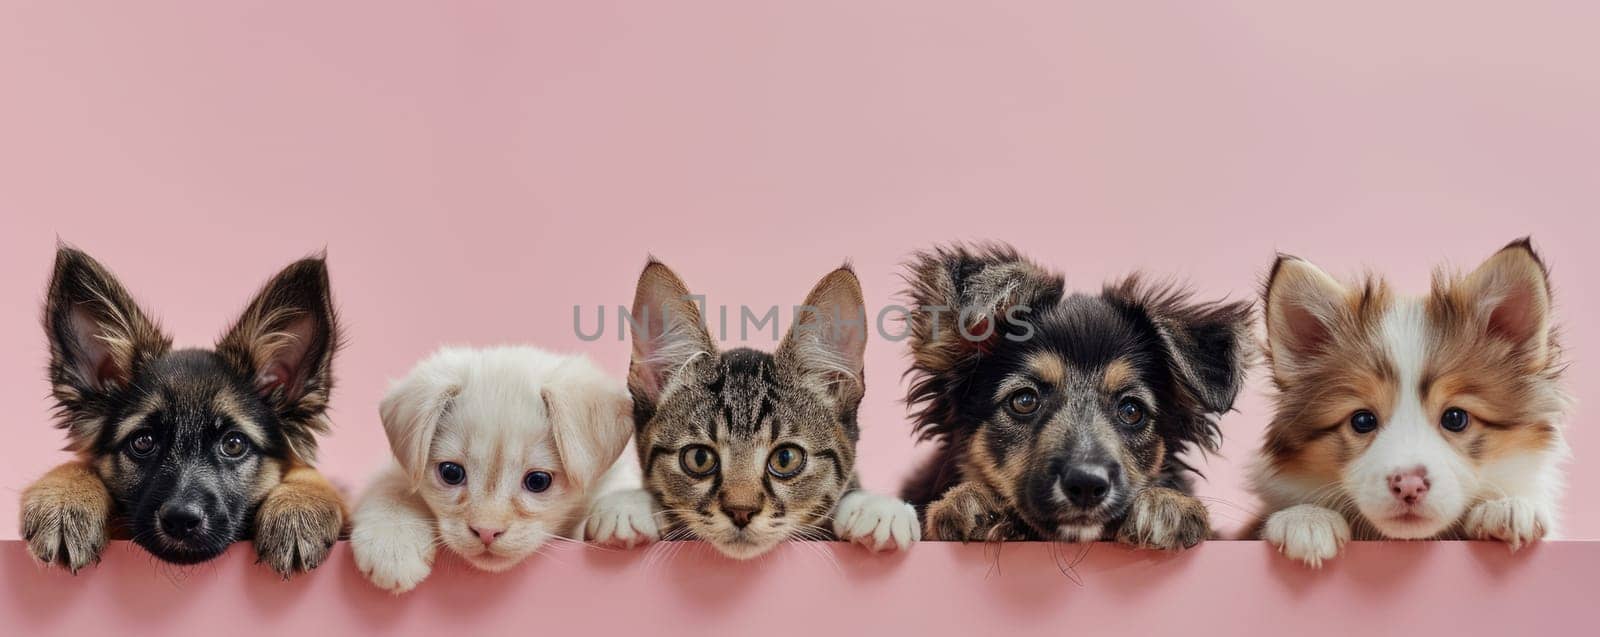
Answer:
[
  {"left": 721, "top": 503, "right": 762, "bottom": 528},
  {"left": 157, "top": 503, "right": 205, "bottom": 539},
  {"left": 470, "top": 526, "right": 506, "bottom": 545},
  {"left": 1060, "top": 468, "right": 1112, "bottom": 508},
  {"left": 1388, "top": 467, "right": 1431, "bottom": 506}
]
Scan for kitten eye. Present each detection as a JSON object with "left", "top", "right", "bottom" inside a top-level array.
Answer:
[
  {"left": 1441, "top": 407, "right": 1470, "bottom": 432},
  {"left": 523, "top": 470, "right": 553, "bottom": 493},
  {"left": 219, "top": 432, "right": 251, "bottom": 459},
  {"left": 1116, "top": 398, "right": 1147, "bottom": 427},
  {"left": 1007, "top": 388, "right": 1040, "bottom": 416},
  {"left": 680, "top": 445, "right": 718, "bottom": 478},
  {"left": 437, "top": 461, "right": 466, "bottom": 485},
  {"left": 127, "top": 432, "right": 157, "bottom": 458},
  {"left": 1350, "top": 410, "right": 1379, "bottom": 434},
  {"left": 767, "top": 445, "right": 807, "bottom": 478}
]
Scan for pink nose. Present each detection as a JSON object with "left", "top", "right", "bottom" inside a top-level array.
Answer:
[
  {"left": 471, "top": 526, "right": 505, "bottom": 545},
  {"left": 1388, "top": 467, "right": 1430, "bottom": 506}
]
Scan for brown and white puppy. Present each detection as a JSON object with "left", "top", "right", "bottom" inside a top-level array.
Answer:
[
  {"left": 20, "top": 245, "right": 346, "bottom": 575},
  {"left": 900, "top": 243, "right": 1252, "bottom": 549},
  {"left": 1250, "top": 238, "right": 1569, "bottom": 567}
]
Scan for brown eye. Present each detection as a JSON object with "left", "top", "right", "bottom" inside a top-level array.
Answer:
[
  {"left": 1116, "top": 398, "right": 1147, "bottom": 427},
  {"left": 127, "top": 432, "right": 157, "bottom": 458},
  {"left": 767, "top": 445, "right": 807, "bottom": 478},
  {"left": 219, "top": 432, "right": 251, "bottom": 459},
  {"left": 1007, "top": 389, "right": 1040, "bottom": 416},
  {"left": 680, "top": 445, "right": 718, "bottom": 478}
]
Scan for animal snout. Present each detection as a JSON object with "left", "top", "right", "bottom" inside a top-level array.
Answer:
[
  {"left": 470, "top": 526, "right": 506, "bottom": 546},
  {"left": 720, "top": 501, "right": 763, "bottom": 528},
  {"left": 1059, "top": 466, "right": 1116, "bottom": 509},
  {"left": 157, "top": 502, "right": 207, "bottom": 540},
  {"left": 1388, "top": 466, "right": 1431, "bottom": 506}
]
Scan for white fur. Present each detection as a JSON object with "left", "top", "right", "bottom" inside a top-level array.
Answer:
[
  {"left": 1263, "top": 504, "right": 1350, "bottom": 569},
  {"left": 352, "top": 346, "right": 632, "bottom": 593},
  {"left": 832, "top": 490, "right": 921, "bottom": 551}
]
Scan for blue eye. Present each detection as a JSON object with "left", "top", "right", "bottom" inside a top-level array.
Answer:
[
  {"left": 1441, "top": 407, "right": 1470, "bottom": 432},
  {"left": 438, "top": 462, "right": 466, "bottom": 485},
  {"left": 1350, "top": 410, "right": 1379, "bottom": 434},
  {"left": 523, "top": 471, "right": 552, "bottom": 493}
]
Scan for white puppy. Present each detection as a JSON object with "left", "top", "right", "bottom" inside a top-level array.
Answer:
[{"left": 351, "top": 346, "right": 631, "bottom": 593}]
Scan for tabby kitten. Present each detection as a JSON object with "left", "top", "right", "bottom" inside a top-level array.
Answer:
[{"left": 584, "top": 261, "right": 919, "bottom": 559}]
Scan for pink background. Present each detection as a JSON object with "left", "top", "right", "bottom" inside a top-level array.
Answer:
[{"left": 1, "top": 1, "right": 1597, "bottom": 543}]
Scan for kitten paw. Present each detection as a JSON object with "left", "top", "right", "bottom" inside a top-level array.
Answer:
[
  {"left": 1465, "top": 497, "right": 1548, "bottom": 551},
  {"left": 1116, "top": 487, "right": 1209, "bottom": 551},
  {"left": 20, "top": 471, "right": 111, "bottom": 574},
  {"left": 1263, "top": 504, "right": 1349, "bottom": 568},
  {"left": 584, "top": 489, "right": 660, "bottom": 548},
  {"left": 254, "top": 486, "right": 344, "bottom": 577},
  {"left": 351, "top": 527, "right": 435, "bottom": 594},
  {"left": 833, "top": 491, "right": 919, "bottom": 552}
]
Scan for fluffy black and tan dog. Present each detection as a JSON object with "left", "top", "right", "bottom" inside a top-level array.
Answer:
[
  {"left": 899, "top": 243, "right": 1252, "bottom": 549},
  {"left": 20, "top": 246, "right": 346, "bottom": 575}
]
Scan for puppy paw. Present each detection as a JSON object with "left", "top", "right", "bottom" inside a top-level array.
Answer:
[
  {"left": 833, "top": 490, "right": 920, "bottom": 552},
  {"left": 351, "top": 527, "right": 435, "bottom": 594},
  {"left": 923, "top": 483, "right": 1016, "bottom": 542},
  {"left": 1116, "top": 487, "right": 1209, "bottom": 551},
  {"left": 19, "top": 464, "right": 112, "bottom": 573},
  {"left": 584, "top": 489, "right": 661, "bottom": 548},
  {"left": 1262, "top": 504, "right": 1350, "bottom": 568},
  {"left": 1465, "top": 497, "right": 1548, "bottom": 551},
  {"left": 254, "top": 484, "right": 344, "bottom": 577}
]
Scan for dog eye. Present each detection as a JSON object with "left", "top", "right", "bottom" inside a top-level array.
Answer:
[
  {"left": 219, "top": 432, "right": 251, "bottom": 459},
  {"left": 1007, "top": 389, "right": 1040, "bottom": 416},
  {"left": 1350, "top": 410, "right": 1380, "bottom": 434},
  {"left": 1116, "top": 399, "right": 1147, "bottom": 427},
  {"left": 523, "top": 471, "right": 553, "bottom": 493},
  {"left": 680, "top": 445, "right": 719, "bottom": 478},
  {"left": 767, "top": 445, "right": 807, "bottom": 478},
  {"left": 1441, "top": 407, "right": 1470, "bottom": 432},
  {"left": 126, "top": 432, "right": 157, "bottom": 458},
  {"left": 437, "top": 461, "right": 467, "bottom": 486}
]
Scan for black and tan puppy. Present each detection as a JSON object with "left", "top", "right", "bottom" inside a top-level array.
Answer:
[
  {"left": 900, "top": 243, "right": 1251, "bottom": 549},
  {"left": 20, "top": 246, "right": 346, "bottom": 575}
]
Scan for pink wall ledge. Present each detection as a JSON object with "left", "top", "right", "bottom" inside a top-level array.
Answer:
[{"left": 2, "top": 540, "right": 1591, "bottom": 636}]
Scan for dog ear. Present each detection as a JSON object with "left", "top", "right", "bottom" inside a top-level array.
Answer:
[
  {"left": 626, "top": 260, "right": 715, "bottom": 423},
  {"left": 1449, "top": 237, "right": 1553, "bottom": 369},
  {"left": 543, "top": 357, "right": 634, "bottom": 493},
  {"left": 902, "top": 243, "right": 1064, "bottom": 439},
  {"left": 1263, "top": 255, "right": 1354, "bottom": 382},
  {"left": 44, "top": 246, "right": 172, "bottom": 448},
  {"left": 216, "top": 255, "right": 341, "bottom": 461},
  {"left": 378, "top": 352, "right": 462, "bottom": 485},
  {"left": 1104, "top": 277, "right": 1254, "bottom": 451},
  {"left": 777, "top": 265, "right": 868, "bottom": 412}
]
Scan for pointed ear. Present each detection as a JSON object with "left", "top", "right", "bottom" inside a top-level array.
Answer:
[
  {"left": 626, "top": 260, "right": 714, "bottom": 412},
  {"left": 1454, "top": 238, "right": 1553, "bottom": 367},
  {"left": 1106, "top": 277, "right": 1254, "bottom": 421},
  {"left": 1264, "top": 255, "right": 1349, "bottom": 378},
  {"left": 44, "top": 246, "right": 171, "bottom": 446},
  {"left": 378, "top": 352, "right": 462, "bottom": 485},
  {"left": 777, "top": 266, "right": 869, "bottom": 409},
  {"left": 543, "top": 357, "right": 634, "bottom": 493},
  {"left": 216, "top": 256, "right": 340, "bottom": 459}
]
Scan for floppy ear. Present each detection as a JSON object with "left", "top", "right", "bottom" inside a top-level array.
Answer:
[
  {"left": 543, "top": 357, "right": 634, "bottom": 493},
  {"left": 1452, "top": 238, "right": 1553, "bottom": 369},
  {"left": 626, "top": 260, "right": 715, "bottom": 421},
  {"left": 378, "top": 353, "right": 462, "bottom": 485},
  {"left": 1263, "top": 255, "right": 1351, "bottom": 380},
  {"left": 777, "top": 266, "right": 868, "bottom": 410},
  {"left": 1104, "top": 277, "right": 1254, "bottom": 450},
  {"left": 902, "top": 242, "right": 1064, "bottom": 439},
  {"left": 216, "top": 255, "right": 341, "bottom": 461},
  {"left": 43, "top": 246, "right": 172, "bottom": 448}
]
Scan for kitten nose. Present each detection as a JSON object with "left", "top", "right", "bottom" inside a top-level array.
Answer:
[
  {"left": 1060, "top": 468, "right": 1112, "bottom": 508},
  {"left": 1388, "top": 467, "right": 1431, "bottom": 506},
  {"left": 470, "top": 526, "right": 505, "bottom": 545},
  {"left": 720, "top": 503, "right": 762, "bottom": 528},
  {"left": 157, "top": 502, "right": 205, "bottom": 539}
]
